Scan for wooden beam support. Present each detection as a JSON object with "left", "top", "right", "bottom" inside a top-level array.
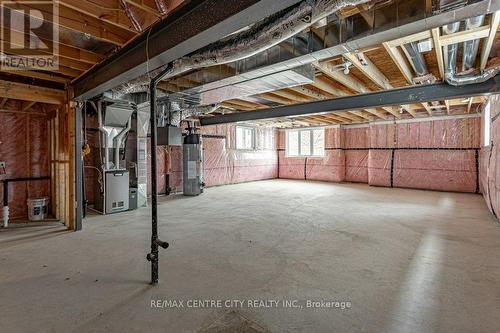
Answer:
[
  {"left": 0, "top": 98, "right": 8, "bottom": 108},
  {"left": 272, "top": 89, "right": 312, "bottom": 103},
  {"left": 439, "top": 25, "right": 490, "bottom": 46},
  {"left": 2, "top": 27, "right": 104, "bottom": 64},
  {"left": 382, "top": 42, "right": 414, "bottom": 84},
  {"left": 289, "top": 86, "right": 328, "bottom": 100},
  {"left": 386, "top": 30, "right": 432, "bottom": 48},
  {"left": 343, "top": 52, "right": 392, "bottom": 90},
  {"left": 480, "top": 11, "right": 500, "bottom": 70},
  {"left": 12, "top": 2, "right": 134, "bottom": 45},
  {"left": 315, "top": 61, "right": 369, "bottom": 93},
  {"left": 444, "top": 99, "right": 450, "bottom": 115},
  {"left": 1, "top": 70, "right": 70, "bottom": 84},
  {"left": 0, "top": 81, "right": 65, "bottom": 104},
  {"left": 22, "top": 101, "right": 37, "bottom": 111},
  {"left": 431, "top": 28, "right": 445, "bottom": 80},
  {"left": 422, "top": 102, "right": 433, "bottom": 116}
]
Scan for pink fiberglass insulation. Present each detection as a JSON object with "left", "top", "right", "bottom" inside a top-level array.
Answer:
[
  {"left": 367, "top": 117, "right": 480, "bottom": 192},
  {"left": 0, "top": 113, "right": 50, "bottom": 220},
  {"left": 165, "top": 124, "right": 278, "bottom": 190},
  {"left": 343, "top": 127, "right": 369, "bottom": 183},
  {"left": 305, "top": 150, "right": 345, "bottom": 182},
  {"left": 343, "top": 127, "right": 369, "bottom": 148},
  {"left": 278, "top": 152, "right": 306, "bottom": 179},
  {"left": 393, "top": 150, "right": 477, "bottom": 192},
  {"left": 345, "top": 150, "right": 368, "bottom": 183},
  {"left": 368, "top": 150, "right": 392, "bottom": 187},
  {"left": 481, "top": 95, "right": 500, "bottom": 219}
]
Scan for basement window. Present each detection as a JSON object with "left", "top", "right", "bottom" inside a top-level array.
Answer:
[
  {"left": 286, "top": 128, "right": 325, "bottom": 157},
  {"left": 484, "top": 101, "right": 491, "bottom": 147},
  {"left": 236, "top": 126, "right": 256, "bottom": 150}
]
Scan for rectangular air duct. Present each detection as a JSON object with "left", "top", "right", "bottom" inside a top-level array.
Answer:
[{"left": 169, "top": 64, "right": 315, "bottom": 106}]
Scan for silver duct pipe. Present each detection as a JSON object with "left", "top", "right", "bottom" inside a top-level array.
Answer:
[
  {"left": 403, "top": 42, "right": 428, "bottom": 77},
  {"left": 462, "top": 15, "right": 485, "bottom": 71},
  {"left": 112, "top": 0, "right": 371, "bottom": 97},
  {"left": 113, "top": 120, "right": 131, "bottom": 170},
  {"left": 167, "top": 104, "right": 221, "bottom": 126},
  {"left": 97, "top": 101, "right": 112, "bottom": 169},
  {"left": 444, "top": 18, "right": 499, "bottom": 86}
]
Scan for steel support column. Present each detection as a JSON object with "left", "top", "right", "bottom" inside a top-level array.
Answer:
[
  {"left": 147, "top": 65, "right": 172, "bottom": 284},
  {"left": 200, "top": 78, "right": 500, "bottom": 125},
  {"left": 75, "top": 104, "right": 83, "bottom": 231}
]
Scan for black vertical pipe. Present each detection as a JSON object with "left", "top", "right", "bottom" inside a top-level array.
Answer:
[
  {"left": 149, "top": 80, "right": 159, "bottom": 284},
  {"left": 147, "top": 65, "right": 172, "bottom": 284},
  {"left": 75, "top": 105, "right": 83, "bottom": 231}
]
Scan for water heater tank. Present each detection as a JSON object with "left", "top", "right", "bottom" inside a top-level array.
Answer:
[{"left": 183, "top": 133, "right": 204, "bottom": 196}]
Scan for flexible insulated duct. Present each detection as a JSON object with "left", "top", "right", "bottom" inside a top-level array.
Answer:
[
  {"left": 443, "top": 16, "right": 499, "bottom": 86},
  {"left": 111, "top": 0, "right": 372, "bottom": 96}
]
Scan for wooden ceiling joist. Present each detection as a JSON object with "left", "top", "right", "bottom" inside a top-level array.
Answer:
[
  {"left": 431, "top": 28, "right": 445, "bottom": 80},
  {"left": 3, "top": 27, "right": 104, "bottom": 64},
  {"left": 61, "top": 0, "right": 139, "bottom": 32},
  {"left": 0, "top": 80, "right": 65, "bottom": 104},
  {"left": 480, "top": 11, "right": 500, "bottom": 70},
  {"left": 13, "top": 2, "right": 134, "bottom": 45},
  {"left": 22, "top": 101, "right": 37, "bottom": 112},
  {"left": 315, "top": 61, "right": 401, "bottom": 119},
  {"left": 382, "top": 42, "right": 414, "bottom": 84}
]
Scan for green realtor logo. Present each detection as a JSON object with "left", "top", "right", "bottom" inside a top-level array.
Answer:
[{"left": 0, "top": 1, "right": 59, "bottom": 70}]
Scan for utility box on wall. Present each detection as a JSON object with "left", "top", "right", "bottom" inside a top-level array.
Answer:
[{"left": 158, "top": 126, "right": 182, "bottom": 146}]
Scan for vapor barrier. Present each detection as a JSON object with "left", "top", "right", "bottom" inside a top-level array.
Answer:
[
  {"left": 0, "top": 113, "right": 50, "bottom": 220},
  {"left": 278, "top": 116, "right": 481, "bottom": 193},
  {"left": 151, "top": 124, "right": 278, "bottom": 194},
  {"left": 480, "top": 95, "right": 500, "bottom": 220}
]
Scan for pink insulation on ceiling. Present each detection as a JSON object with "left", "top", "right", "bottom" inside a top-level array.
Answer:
[{"left": 0, "top": 113, "right": 50, "bottom": 220}]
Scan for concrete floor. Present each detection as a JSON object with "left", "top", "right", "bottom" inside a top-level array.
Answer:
[{"left": 1, "top": 179, "right": 500, "bottom": 333}]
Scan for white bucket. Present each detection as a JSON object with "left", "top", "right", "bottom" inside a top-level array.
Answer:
[{"left": 27, "top": 197, "right": 49, "bottom": 222}]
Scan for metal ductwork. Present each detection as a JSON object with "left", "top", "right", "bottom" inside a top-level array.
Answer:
[
  {"left": 111, "top": 0, "right": 372, "bottom": 97},
  {"left": 403, "top": 42, "right": 436, "bottom": 84},
  {"left": 443, "top": 15, "right": 499, "bottom": 86},
  {"left": 169, "top": 64, "right": 315, "bottom": 106},
  {"left": 462, "top": 15, "right": 485, "bottom": 71}
]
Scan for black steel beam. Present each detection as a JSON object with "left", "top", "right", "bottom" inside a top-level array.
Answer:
[
  {"left": 72, "top": 0, "right": 302, "bottom": 100},
  {"left": 200, "top": 78, "right": 500, "bottom": 125}
]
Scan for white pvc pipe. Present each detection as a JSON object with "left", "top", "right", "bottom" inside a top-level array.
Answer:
[{"left": 3, "top": 206, "right": 8, "bottom": 228}]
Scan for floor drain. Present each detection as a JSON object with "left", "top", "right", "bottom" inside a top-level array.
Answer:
[{"left": 198, "top": 310, "right": 271, "bottom": 333}]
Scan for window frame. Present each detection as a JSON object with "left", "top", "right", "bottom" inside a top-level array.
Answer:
[
  {"left": 235, "top": 125, "right": 256, "bottom": 150},
  {"left": 286, "top": 128, "right": 325, "bottom": 157}
]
